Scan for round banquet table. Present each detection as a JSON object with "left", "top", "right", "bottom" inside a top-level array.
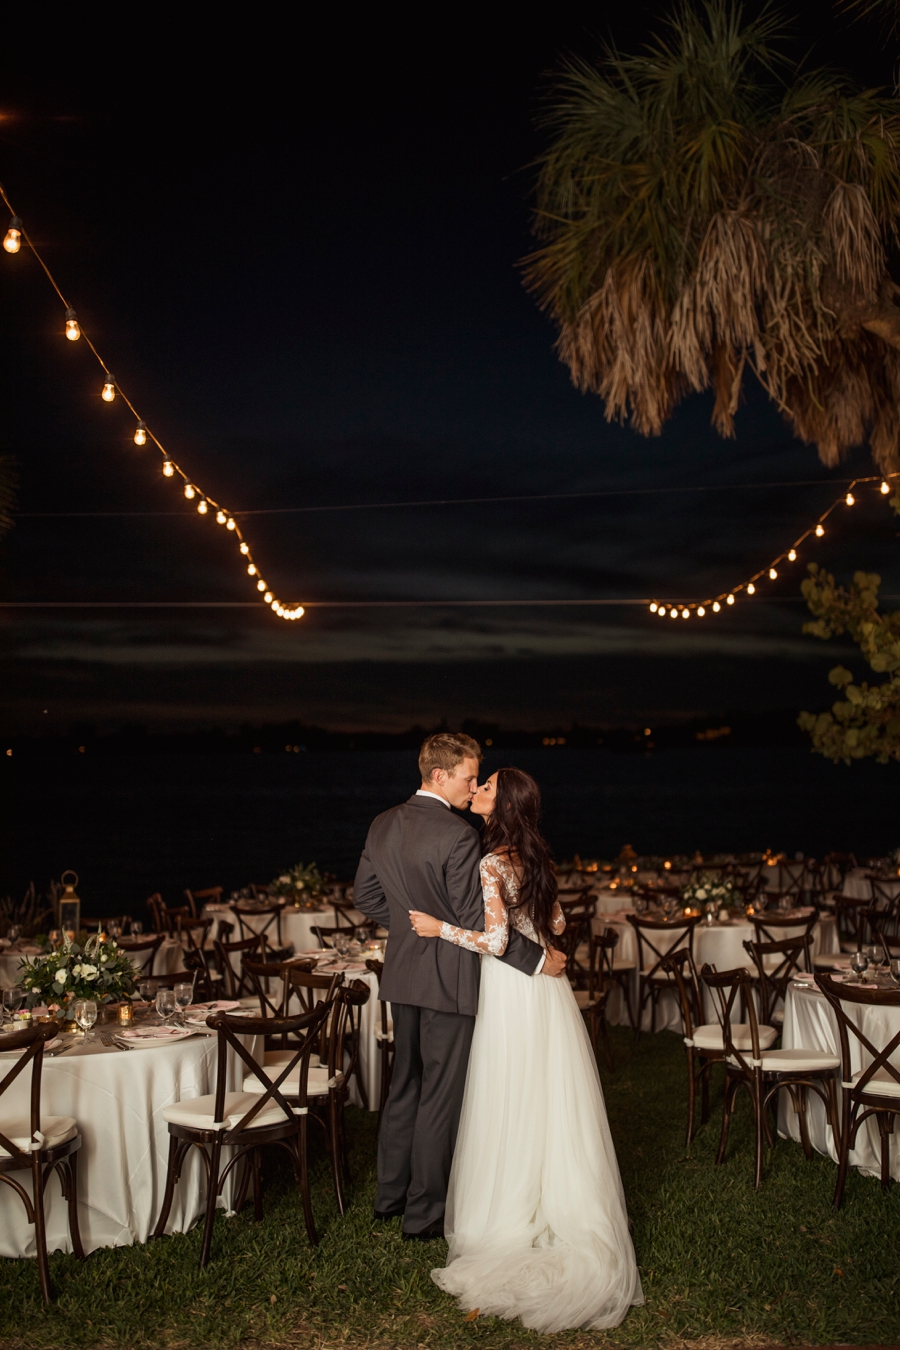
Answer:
[
  {"left": 842, "top": 870, "right": 900, "bottom": 903},
  {"left": 779, "top": 982, "right": 900, "bottom": 1183},
  {"left": 202, "top": 902, "right": 367, "bottom": 955},
  {"left": 0, "top": 1024, "right": 259, "bottom": 1257},
  {"left": 0, "top": 945, "right": 41, "bottom": 991},
  {"left": 596, "top": 909, "right": 839, "bottom": 1032}
]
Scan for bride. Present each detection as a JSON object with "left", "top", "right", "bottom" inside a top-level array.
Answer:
[{"left": 409, "top": 767, "right": 643, "bottom": 1334}]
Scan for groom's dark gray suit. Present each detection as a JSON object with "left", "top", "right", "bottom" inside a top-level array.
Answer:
[{"left": 353, "top": 792, "right": 543, "bottom": 1235}]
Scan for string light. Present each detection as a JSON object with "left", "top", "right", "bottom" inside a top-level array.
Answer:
[
  {"left": 747, "top": 583, "right": 756, "bottom": 595},
  {"left": 768, "top": 567, "right": 777, "bottom": 580},
  {"left": 681, "top": 608, "right": 689, "bottom": 618},
  {"left": 257, "top": 579, "right": 267, "bottom": 592},
  {"left": 881, "top": 481, "right": 891, "bottom": 495},
  {"left": 670, "top": 608, "right": 678, "bottom": 618},
  {"left": 845, "top": 491, "right": 855, "bottom": 506},
  {"left": 815, "top": 524, "right": 825, "bottom": 537},
  {"left": 712, "top": 601, "right": 721, "bottom": 612},
  {"left": 697, "top": 606, "right": 705, "bottom": 616},
  {"left": 657, "top": 606, "right": 666, "bottom": 616},
  {"left": 3, "top": 216, "right": 22, "bottom": 253},
  {"left": 788, "top": 548, "right": 797, "bottom": 561},
  {"left": 649, "top": 602, "right": 658, "bottom": 612},
  {"left": 264, "top": 591, "right": 274, "bottom": 604},
  {"left": 726, "top": 594, "right": 735, "bottom": 605},
  {"left": 0, "top": 183, "right": 304, "bottom": 623}
]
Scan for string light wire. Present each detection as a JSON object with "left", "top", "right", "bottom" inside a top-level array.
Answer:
[{"left": 0, "top": 184, "right": 303, "bottom": 623}]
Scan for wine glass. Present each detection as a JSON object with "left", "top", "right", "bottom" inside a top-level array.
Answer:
[
  {"left": 155, "top": 989, "right": 176, "bottom": 1025},
  {"left": 755, "top": 891, "right": 769, "bottom": 913},
  {"left": 332, "top": 933, "right": 350, "bottom": 958},
  {"left": 890, "top": 959, "right": 900, "bottom": 987},
  {"left": 865, "top": 944, "right": 886, "bottom": 978},
  {"left": 2, "top": 986, "right": 24, "bottom": 1028},
  {"left": 174, "top": 982, "right": 193, "bottom": 1025},
  {"left": 74, "top": 998, "right": 97, "bottom": 1041},
  {"left": 107, "top": 920, "right": 121, "bottom": 941},
  {"left": 7, "top": 925, "right": 21, "bottom": 945},
  {"left": 131, "top": 920, "right": 143, "bottom": 936},
  {"left": 851, "top": 950, "right": 869, "bottom": 983}
]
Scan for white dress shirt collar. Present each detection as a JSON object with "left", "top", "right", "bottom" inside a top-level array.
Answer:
[{"left": 416, "top": 788, "right": 452, "bottom": 808}]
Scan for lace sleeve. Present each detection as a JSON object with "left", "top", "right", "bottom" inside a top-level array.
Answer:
[
  {"left": 438, "top": 856, "right": 509, "bottom": 955},
  {"left": 550, "top": 900, "right": 565, "bottom": 935}
]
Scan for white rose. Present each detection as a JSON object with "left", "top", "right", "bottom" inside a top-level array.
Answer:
[
  {"left": 695, "top": 888, "right": 707, "bottom": 901},
  {"left": 81, "top": 964, "right": 98, "bottom": 981},
  {"left": 55, "top": 970, "right": 68, "bottom": 985},
  {"left": 101, "top": 955, "right": 108, "bottom": 963}
]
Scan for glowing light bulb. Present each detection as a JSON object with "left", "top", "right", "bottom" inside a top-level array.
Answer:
[
  {"left": 184, "top": 483, "right": 196, "bottom": 500},
  {"left": 747, "top": 583, "right": 756, "bottom": 595},
  {"left": 226, "top": 517, "right": 236, "bottom": 530},
  {"left": 134, "top": 422, "right": 147, "bottom": 446},
  {"left": 274, "top": 605, "right": 284, "bottom": 616},
  {"left": 64, "top": 308, "right": 80, "bottom": 341},
  {"left": 3, "top": 216, "right": 22, "bottom": 253},
  {"left": 768, "top": 567, "right": 777, "bottom": 580},
  {"left": 162, "top": 460, "right": 174, "bottom": 477},
  {"left": 257, "top": 579, "right": 266, "bottom": 592},
  {"left": 649, "top": 603, "right": 658, "bottom": 613},
  {"left": 658, "top": 606, "right": 666, "bottom": 617},
  {"left": 881, "top": 481, "right": 891, "bottom": 495},
  {"left": 101, "top": 375, "right": 116, "bottom": 402},
  {"left": 247, "top": 564, "right": 257, "bottom": 576},
  {"left": 712, "top": 601, "right": 721, "bottom": 613},
  {"left": 264, "top": 592, "right": 274, "bottom": 604},
  {"left": 845, "top": 492, "right": 855, "bottom": 506},
  {"left": 216, "top": 510, "right": 226, "bottom": 524},
  {"left": 788, "top": 548, "right": 797, "bottom": 561},
  {"left": 240, "top": 542, "right": 249, "bottom": 555},
  {"left": 726, "top": 594, "right": 735, "bottom": 605},
  {"left": 197, "top": 499, "right": 208, "bottom": 514},
  {"left": 295, "top": 607, "right": 304, "bottom": 618},
  {"left": 681, "top": 609, "right": 689, "bottom": 619},
  {"left": 697, "top": 606, "right": 705, "bottom": 616},
  {"left": 670, "top": 608, "right": 678, "bottom": 619},
  {"left": 815, "top": 524, "right": 824, "bottom": 537}
]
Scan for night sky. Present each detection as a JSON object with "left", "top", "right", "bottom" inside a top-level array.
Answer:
[{"left": 0, "top": 4, "right": 897, "bottom": 734}]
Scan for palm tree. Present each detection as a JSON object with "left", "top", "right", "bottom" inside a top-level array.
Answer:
[{"left": 525, "top": 0, "right": 900, "bottom": 470}]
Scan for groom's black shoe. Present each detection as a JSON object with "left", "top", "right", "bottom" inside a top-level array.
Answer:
[
  {"left": 402, "top": 1225, "right": 444, "bottom": 1242},
  {"left": 373, "top": 1207, "right": 405, "bottom": 1221}
]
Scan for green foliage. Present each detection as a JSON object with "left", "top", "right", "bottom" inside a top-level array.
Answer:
[
  {"left": 799, "top": 562, "right": 900, "bottom": 763},
  {"left": 270, "top": 861, "right": 328, "bottom": 898},
  {"left": 18, "top": 935, "right": 137, "bottom": 1018}
]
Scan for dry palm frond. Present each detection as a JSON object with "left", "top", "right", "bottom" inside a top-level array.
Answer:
[
  {"left": 526, "top": 0, "right": 900, "bottom": 469},
  {"left": 0, "top": 454, "right": 17, "bottom": 538}
]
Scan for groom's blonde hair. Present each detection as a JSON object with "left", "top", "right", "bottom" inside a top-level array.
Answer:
[{"left": 418, "top": 732, "right": 482, "bottom": 783}]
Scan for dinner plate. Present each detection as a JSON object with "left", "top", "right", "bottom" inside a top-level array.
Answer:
[
  {"left": 0, "top": 1036, "right": 63, "bottom": 1058},
  {"left": 117, "top": 1027, "right": 195, "bottom": 1047},
  {"left": 183, "top": 1000, "right": 241, "bottom": 1014}
]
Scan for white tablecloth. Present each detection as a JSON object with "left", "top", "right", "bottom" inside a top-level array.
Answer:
[
  {"left": 779, "top": 984, "right": 900, "bottom": 1183},
  {"left": 0, "top": 1028, "right": 259, "bottom": 1257},
  {"left": 596, "top": 910, "right": 839, "bottom": 1032},
  {"left": 842, "top": 871, "right": 900, "bottom": 903},
  {"left": 0, "top": 946, "right": 41, "bottom": 991},
  {"left": 202, "top": 904, "right": 366, "bottom": 955}
]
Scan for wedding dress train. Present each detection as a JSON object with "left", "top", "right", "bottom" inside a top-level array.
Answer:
[{"left": 431, "top": 855, "right": 644, "bottom": 1333}]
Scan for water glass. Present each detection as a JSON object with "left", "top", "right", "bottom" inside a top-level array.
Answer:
[
  {"left": 2, "top": 986, "right": 24, "bottom": 1026},
  {"left": 7, "top": 925, "right": 21, "bottom": 944},
  {"left": 333, "top": 933, "right": 350, "bottom": 957},
  {"left": 851, "top": 951, "right": 869, "bottom": 982},
  {"left": 890, "top": 959, "right": 900, "bottom": 987},
  {"left": 174, "top": 982, "right": 193, "bottom": 1024},
  {"left": 155, "top": 989, "right": 176, "bottom": 1025},
  {"left": 74, "top": 998, "right": 97, "bottom": 1041},
  {"left": 138, "top": 978, "right": 154, "bottom": 1005},
  {"left": 131, "top": 920, "right": 143, "bottom": 936}
]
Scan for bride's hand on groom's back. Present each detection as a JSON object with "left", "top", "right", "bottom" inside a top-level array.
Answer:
[
  {"left": 409, "top": 910, "right": 442, "bottom": 938},
  {"left": 541, "top": 946, "right": 568, "bottom": 978}
]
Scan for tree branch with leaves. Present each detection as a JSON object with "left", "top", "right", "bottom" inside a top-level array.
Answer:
[{"left": 798, "top": 563, "right": 900, "bottom": 762}]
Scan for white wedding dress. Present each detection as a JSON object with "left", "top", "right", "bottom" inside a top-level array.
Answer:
[{"left": 430, "top": 853, "right": 644, "bottom": 1333}]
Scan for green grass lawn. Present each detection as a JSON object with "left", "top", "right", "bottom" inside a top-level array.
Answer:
[{"left": 2, "top": 1027, "right": 899, "bottom": 1349}]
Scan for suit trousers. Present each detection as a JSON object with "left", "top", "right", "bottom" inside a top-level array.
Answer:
[{"left": 376, "top": 1001, "right": 476, "bottom": 1234}]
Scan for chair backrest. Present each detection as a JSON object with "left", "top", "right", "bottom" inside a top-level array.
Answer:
[
  {"left": 138, "top": 967, "right": 200, "bottom": 998},
  {"left": 147, "top": 893, "right": 167, "bottom": 934},
  {"left": 661, "top": 945, "right": 704, "bottom": 1040},
  {"left": 207, "top": 1002, "right": 331, "bottom": 1138},
  {"left": 230, "top": 901, "right": 283, "bottom": 948},
  {"left": 778, "top": 860, "right": 808, "bottom": 896},
  {"left": 242, "top": 956, "right": 291, "bottom": 1019},
  {"left": 626, "top": 914, "right": 700, "bottom": 977},
  {"left": 284, "top": 963, "right": 345, "bottom": 1060},
  {"left": 750, "top": 909, "right": 817, "bottom": 959},
  {"left": 589, "top": 928, "right": 619, "bottom": 1002},
  {"left": 833, "top": 894, "right": 870, "bottom": 950},
  {"left": 185, "top": 887, "right": 220, "bottom": 913},
  {"left": 742, "top": 934, "right": 813, "bottom": 1023},
  {"left": 117, "top": 932, "right": 164, "bottom": 976},
  {"left": 700, "top": 963, "right": 763, "bottom": 1075},
  {"left": 213, "top": 932, "right": 268, "bottom": 998},
  {"left": 310, "top": 925, "right": 349, "bottom": 949},
  {"left": 0, "top": 1021, "right": 60, "bottom": 1165},
  {"left": 177, "top": 915, "right": 213, "bottom": 953},
  {"left": 323, "top": 980, "right": 371, "bottom": 1087},
  {"left": 815, "top": 973, "right": 900, "bottom": 1098},
  {"left": 869, "top": 884, "right": 900, "bottom": 942}
]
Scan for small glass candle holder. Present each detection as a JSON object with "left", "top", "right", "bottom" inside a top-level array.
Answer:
[{"left": 118, "top": 1002, "right": 134, "bottom": 1027}]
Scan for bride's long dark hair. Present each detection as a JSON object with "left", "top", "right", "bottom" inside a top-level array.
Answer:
[{"left": 481, "top": 767, "right": 558, "bottom": 945}]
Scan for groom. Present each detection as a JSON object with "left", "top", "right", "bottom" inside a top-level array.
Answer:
[{"left": 353, "top": 731, "right": 567, "bottom": 1240}]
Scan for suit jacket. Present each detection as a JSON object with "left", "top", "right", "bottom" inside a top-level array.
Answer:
[{"left": 353, "top": 793, "right": 543, "bottom": 1015}]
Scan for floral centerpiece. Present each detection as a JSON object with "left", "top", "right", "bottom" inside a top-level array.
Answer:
[
  {"left": 680, "top": 872, "right": 738, "bottom": 914},
  {"left": 18, "top": 934, "right": 137, "bottom": 1020},
  {"left": 270, "top": 861, "right": 328, "bottom": 907}
]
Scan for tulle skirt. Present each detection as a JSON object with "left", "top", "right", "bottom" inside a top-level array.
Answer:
[{"left": 431, "top": 954, "right": 644, "bottom": 1333}]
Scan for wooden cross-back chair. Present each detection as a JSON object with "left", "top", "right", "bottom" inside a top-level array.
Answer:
[
  {"left": 213, "top": 932, "right": 269, "bottom": 999},
  {"left": 153, "top": 1002, "right": 330, "bottom": 1265},
  {"left": 147, "top": 892, "right": 195, "bottom": 935},
  {"left": 626, "top": 913, "right": 701, "bottom": 1035},
  {"left": 575, "top": 929, "right": 619, "bottom": 1072},
  {"left": 282, "top": 963, "right": 368, "bottom": 1114},
  {"left": 365, "top": 958, "right": 394, "bottom": 1127},
  {"left": 815, "top": 973, "right": 900, "bottom": 1204},
  {"left": 833, "top": 895, "right": 873, "bottom": 954},
  {"left": 0, "top": 1021, "right": 85, "bottom": 1301},
  {"left": 865, "top": 884, "right": 900, "bottom": 955},
  {"left": 117, "top": 932, "right": 164, "bottom": 976},
  {"left": 184, "top": 886, "right": 222, "bottom": 911},
  {"left": 557, "top": 900, "right": 595, "bottom": 989},
  {"left": 310, "top": 924, "right": 350, "bottom": 950},
  {"left": 777, "top": 860, "right": 809, "bottom": 899},
  {"left": 242, "top": 978, "right": 370, "bottom": 1215},
  {"left": 750, "top": 910, "right": 817, "bottom": 971},
  {"left": 230, "top": 901, "right": 285, "bottom": 951},
  {"left": 742, "top": 934, "right": 814, "bottom": 1027},
  {"left": 701, "top": 963, "right": 840, "bottom": 1190}
]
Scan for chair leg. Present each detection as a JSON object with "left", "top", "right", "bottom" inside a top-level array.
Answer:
[
  {"left": 685, "top": 1049, "right": 697, "bottom": 1147},
  {"left": 753, "top": 1079, "right": 766, "bottom": 1190},
  {"left": 833, "top": 1096, "right": 853, "bottom": 1209},
  {"left": 328, "top": 1093, "right": 346, "bottom": 1216},
  {"left": 30, "top": 1155, "right": 53, "bottom": 1303},
  {"left": 296, "top": 1117, "right": 318, "bottom": 1246},
  {"left": 700, "top": 1060, "right": 711, "bottom": 1126},
  {"left": 198, "top": 1135, "right": 223, "bottom": 1269},
  {"left": 152, "top": 1133, "right": 183, "bottom": 1238},
  {"left": 879, "top": 1113, "right": 894, "bottom": 1192},
  {"left": 795, "top": 1085, "right": 813, "bottom": 1160},
  {"left": 61, "top": 1151, "right": 85, "bottom": 1260},
  {"left": 716, "top": 1077, "right": 736, "bottom": 1166}
]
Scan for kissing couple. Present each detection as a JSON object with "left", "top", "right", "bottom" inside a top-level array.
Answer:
[{"left": 354, "top": 732, "right": 643, "bottom": 1333}]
